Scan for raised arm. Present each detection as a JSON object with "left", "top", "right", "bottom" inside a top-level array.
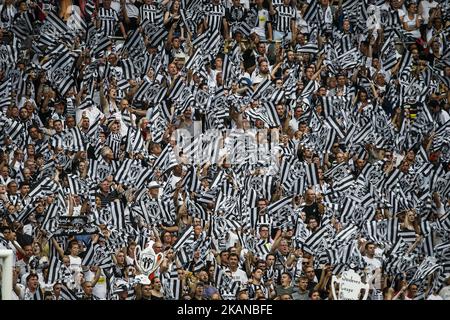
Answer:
[{"left": 51, "top": 238, "right": 66, "bottom": 258}]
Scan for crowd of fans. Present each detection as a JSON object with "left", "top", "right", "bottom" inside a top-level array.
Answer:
[{"left": 0, "top": 0, "right": 450, "bottom": 300}]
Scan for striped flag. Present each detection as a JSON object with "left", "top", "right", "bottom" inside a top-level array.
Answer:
[
  {"left": 303, "top": 225, "right": 330, "bottom": 255},
  {"left": 45, "top": 11, "right": 69, "bottom": 35},
  {"left": 323, "top": 117, "right": 345, "bottom": 139},
  {"left": 60, "top": 284, "right": 79, "bottom": 300},
  {"left": 296, "top": 43, "right": 319, "bottom": 54},
  {"left": 172, "top": 226, "right": 194, "bottom": 253},
  {"left": 410, "top": 257, "right": 442, "bottom": 284},
  {"left": 305, "top": 163, "right": 320, "bottom": 187},
  {"left": 153, "top": 144, "right": 179, "bottom": 173},
  {"left": 251, "top": 78, "right": 273, "bottom": 100},
  {"left": 114, "top": 159, "right": 144, "bottom": 187},
  {"left": 381, "top": 169, "right": 404, "bottom": 192},
  {"left": 263, "top": 101, "right": 282, "bottom": 128},
  {"left": 48, "top": 51, "right": 76, "bottom": 96},
  {"left": 303, "top": 0, "right": 319, "bottom": 23},
  {"left": 147, "top": 26, "right": 169, "bottom": 47},
  {"left": 47, "top": 256, "right": 62, "bottom": 285},
  {"left": 64, "top": 127, "right": 86, "bottom": 152},
  {"left": 398, "top": 49, "right": 413, "bottom": 78},
  {"left": 110, "top": 199, "right": 126, "bottom": 230},
  {"left": 11, "top": 13, "right": 33, "bottom": 41},
  {"left": 91, "top": 34, "right": 112, "bottom": 58}
]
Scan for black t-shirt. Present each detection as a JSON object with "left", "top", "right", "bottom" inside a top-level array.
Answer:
[
  {"left": 16, "top": 232, "right": 34, "bottom": 247},
  {"left": 306, "top": 280, "right": 318, "bottom": 291},
  {"left": 38, "top": 107, "right": 53, "bottom": 126},
  {"left": 304, "top": 202, "right": 321, "bottom": 223}
]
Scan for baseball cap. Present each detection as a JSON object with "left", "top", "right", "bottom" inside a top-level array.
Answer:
[{"left": 148, "top": 181, "right": 161, "bottom": 189}]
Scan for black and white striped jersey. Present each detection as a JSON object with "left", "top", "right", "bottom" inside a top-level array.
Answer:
[
  {"left": 98, "top": 7, "right": 120, "bottom": 37},
  {"left": 139, "top": 4, "right": 163, "bottom": 25},
  {"left": 205, "top": 4, "right": 226, "bottom": 32},
  {"left": 106, "top": 132, "right": 122, "bottom": 159},
  {"left": 271, "top": 0, "right": 284, "bottom": 8},
  {"left": 273, "top": 4, "right": 296, "bottom": 32},
  {"left": 247, "top": 282, "right": 270, "bottom": 299},
  {"left": 49, "top": 132, "right": 65, "bottom": 149}
]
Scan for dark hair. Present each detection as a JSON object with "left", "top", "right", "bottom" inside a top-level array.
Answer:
[
  {"left": 364, "top": 242, "right": 376, "bottom": 250},
  {"left": 309, "top": 289, "right": 320, "bottom": 298},
  {"left": 19, "top": 181, "right": 30, "bottom": 189},
  {"left": 151, "top": 277, "right": 160, "bottom": 285},
  {"left": 0, "top": 225, "right": 12, "bottom": 233},
  {"left": 298, "top": 276, "right": 308, "bottom": 282},
  {"left": 306, "top": 217, "right": 317, "bottom": 224},
  {"left": 7, "top": 181, "right": 17, "bottom": 187},
  {"left": 253, "top": 267, "right": 264, "bottom": 274},
  {"left": 26, "top": 273, "right": 39, "bottom": 283},
  {"left": 219, "top": 250, "right": 229, "bottom": 257},
  {"left": 266, "top": 253, "right": 276, "bottom": 260},
  {"left": 68, "top": 240, "right": 79, "bottom": 250},
  {"left": 28, "top": 125, "right": 40, "bottom": 133},
  {"left": 228, "top": 253, "right": 239, "bottom": 260}
]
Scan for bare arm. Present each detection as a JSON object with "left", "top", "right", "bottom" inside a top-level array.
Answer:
[
  {"left": 285, "top": 250, "right": 298, "bottom": 268},
  {"left": 121, "top": 0, "right": 129, "bottom": 25},
  {"left": 223, "top": 18, "right": 229, "bottom": 40},
  {"left": 11, "top": 239, "right": 25, "bottom": 257},
  {"left": 270, "top": 61, "right": 283, "bottom": 79},
  {"left": 67, "top": 195, "right": 74, "bottom": 217},
  {"left": 163, "top": 11, "right": 171, "bottom": 25},
  {"left": 270, "top": 234, "right": 283, "bottom": 253},
  {"left": 12, "top": 269, "right": 21, "bottom": 298},
  {"left": 119, "top": 22, "right": 127, "bottom": 39},
  {"left": 311, "top": 64, "right": 325, "bottom": 81},
  {"left": 99, "top": 81, "right": 108, "bottom": 113},
  {"left": 314, "top": 266, "right": 331, "bottom": 291},
  {"left": 51, "top": 238, "right": 65, "bottom": 258},
  {"left": 291, "top": 19, "right": 297, "bottom": 44},
  {"left": 267, "top": 22, "right": 273, "bottom": 42},
  {"left": 91, "top": 267, "right": 102, "bottom": 287}
]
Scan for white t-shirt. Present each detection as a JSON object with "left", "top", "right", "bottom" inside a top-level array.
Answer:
[
  {"left": 16, "top": 284, "right": 39, "bottom": 300},
  {"left": 111, "top": 0, "right": 139, "bottom": 18},
  {"left": 403, "top": 14, "right": 421, "bottom": 38},
  {"left": 296, "top": 13, "right": 310, "bottom": 35},
  {"left": 225, "top": 231, "right": 239, "bottom": 249},
  {"left": 397, "top": 8, "right": 406, "bottom": 19},
  {"left": 252, "top": 8, "right": 271, "bottom": 40},
  {"left": 76, "top": 105, "right": 104, "bottom": 127},
  {"left": 126, "top": 255, "right": 136, "bottom": 266},
  {"left": 439, "top": 286, "right": 450, "bottom": 300},
  {"left": 363, "top": 256, "right": 382, "bottom": 275},
  {"left": 251, "top": 72, "right": 270, "bottom": 85},
  {"left": 427, "top": 293, "right": 443, "bottom": 300},
  {"left": 229, "top": 268, "right": 248, "bottom": 285},
  {"left": 289, "top": 117, "right": 301, "bottom": 132},
  {"left": 85, "top": 270, "right": 108, "bottom": 299},
  {"left": 420, "top": 0, "right": 439, "bottom": 24},
  {"left": 69, "top": 255, "right": 82, "bottom": 273}
]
